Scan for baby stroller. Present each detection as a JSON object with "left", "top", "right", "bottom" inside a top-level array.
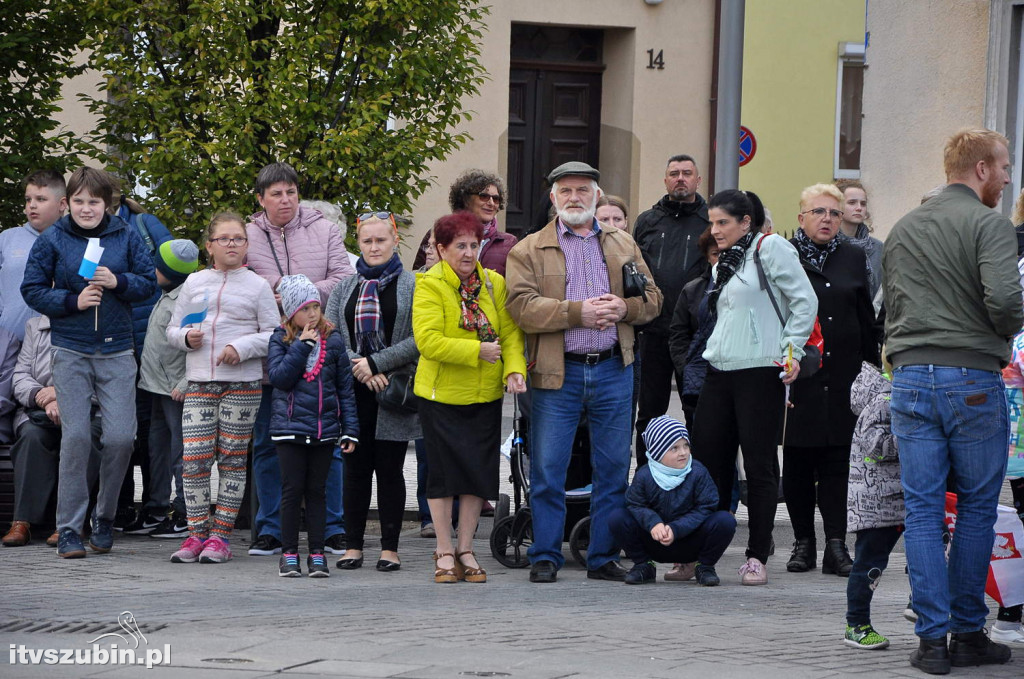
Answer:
[{"left": 489, "top": 394, "right": 593, "bottom": 568}]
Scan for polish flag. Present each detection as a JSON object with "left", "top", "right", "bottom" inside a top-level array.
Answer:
[{"left": 945, "top": 494, "right": 1024, "bottom": 607}]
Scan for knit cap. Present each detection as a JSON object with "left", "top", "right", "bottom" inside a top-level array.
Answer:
[
  {"left": 642, "top": 415, "right": 690, "bottom": 462},
  {"left": 278, "top": 274, "right": 321, "bottom": 320},
  {"left": 155, "top": 239, "right": 199, "bottom": 285}
]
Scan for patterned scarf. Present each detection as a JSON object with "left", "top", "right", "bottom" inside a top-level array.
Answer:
[
  {"left": 794, "top": 228, "right": 840, "bottom": 272},
  {"left": 458, "top": 270, "right": 498, "bottom": 342},
  {"left": 354, "top": 253, "right": 403, "bottom": 355},
  {"left": 838, "top": 226, "right": 875, "bottom": 283},
  {"left": 707, "top": 230, "right": 755, "bottom": 317}
]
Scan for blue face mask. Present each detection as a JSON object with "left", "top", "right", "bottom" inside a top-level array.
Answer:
[{"left": 646, "top": 454, "right": 693, "bottom": 491}]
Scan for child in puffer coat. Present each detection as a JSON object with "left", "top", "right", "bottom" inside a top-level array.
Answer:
[
  {"left": 268, "top": 275, "right": 359, "bottom": 578},
  {"left": 843, "top": 360, "right": 904, "bottom": 650}
]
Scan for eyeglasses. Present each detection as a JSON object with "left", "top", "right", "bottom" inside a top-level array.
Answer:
[
  {"left": 208, "top": 236, "right": 248, "bottom": 246},
  {"left": 357, "top": 211, "right": 396, "bottom": 227},
  {"left": 476, "top": 192, "right": 502, "bottom": 204},
  {"left": 801, "top": 207, "right": 843, "bottom": 219}
]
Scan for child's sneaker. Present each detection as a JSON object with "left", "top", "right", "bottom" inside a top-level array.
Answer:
[
  {"left": 695, "top": 563, "right": 720, "bottom": 586},
  {"left": 624, "top": 561, "right": 656, "bottom": 585},
  {"left": 170, "top": 535, "right": 205, "bottom": 563},
  {"left": 307, "top": 553, "right": 330, "bottom": 578},
  {"left": 990, "top": 622, "right": 1024, "bottom": 645},
  {"left": 844, "top": 624, "right": 890, "bottom": 650},
  {"left": 279, "top": 553, "right": 301, "bottom": 577},
  {"left": 903, "top": 597, "right": 918, "bottom": 622},
  {"left": 198, "top": 536, "right": 232, "bottom": 563},
  {"left": 56, "top": 528, "right": 86, "bottom": 559},
  {"left": 664, "top": 562, "right": 696, "bottom": 582},
  {"left": 738, "top": 557, "right": 767, "bottom": 585},
  {"left": 149, "top": 515, "right": 188, "bottom": 539},
  {"left": 88, "top": 518, "right": 114, "bottom": 553}
]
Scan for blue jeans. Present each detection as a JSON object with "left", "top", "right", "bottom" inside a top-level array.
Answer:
[
  {"left": 253, "top": 386, "right": 345, "bottom": 540},
  {"left": 608, "top": 506, "right": 736, "bottom": 566},
  {"left": 891, "top": 365, "right": 1009, "bottom": 639},
  {"left": 528, "top": 357, "right": 633, "bottom": 569}
]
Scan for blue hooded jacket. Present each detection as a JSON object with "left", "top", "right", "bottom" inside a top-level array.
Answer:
[
  {"left": 21, "top": 213, "right": 157, "bottom": 354},
  {"left": 267, "top": 326, "right": 359, "bottom": 442}
]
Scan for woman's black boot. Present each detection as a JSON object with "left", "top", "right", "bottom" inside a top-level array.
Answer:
[
  {"left": 785, "top": 538, "right": 816, "bottom": 573},
  {"left": 822, "top": 538, "right": 853, "bottom": 577}
]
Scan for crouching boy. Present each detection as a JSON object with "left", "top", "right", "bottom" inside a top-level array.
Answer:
[{"left": 608, "top": 415, "right": 736, "bottom": 585}]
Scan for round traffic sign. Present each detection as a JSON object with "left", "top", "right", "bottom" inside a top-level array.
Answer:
[{"left": 739, "top": 126, "right": 757, "bottom": 167}]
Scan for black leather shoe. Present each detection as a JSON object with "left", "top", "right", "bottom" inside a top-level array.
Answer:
[
  {"left": 587, "top": 560, "right": 628, "bottom": 581},
  {"left": 949, "top": 630, "right": 1011, "bottom": 667},
  {"left": 786, "top": 538, "right": 816, "bottom": 573},
  {"left": 624, "top": 561, "right": 656, "bottom": 585},
  {"left": 822, "top": 538, "right": 853, "bottom": 577},
  {"left": 909, "top": 637, "right": 951, "bottom": 675},
  {"left": 336, "top": 556, "right": 364, "bottom": 570},
  {"left": 376, "top": 559, "right": 401, "bottom": 572},
  {"left": 529, "top": 560, "right": 558, "bottom": 583}
]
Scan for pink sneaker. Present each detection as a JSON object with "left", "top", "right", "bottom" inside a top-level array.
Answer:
[
  {"left": 170, "top": 535, "right": 205, "bottom": 563},
  {"left": 739, "top": 557, "right": 768, "bottom": 585},
  {"left": 199, "top": 536, "right": 232, "bottom": 564}
]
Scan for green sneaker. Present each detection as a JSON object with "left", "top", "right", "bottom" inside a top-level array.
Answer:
[{"left": 844, "top": 624, "right": 890, "bottom": 650}]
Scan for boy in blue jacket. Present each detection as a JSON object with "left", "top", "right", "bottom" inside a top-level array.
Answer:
[
  {"left": 609, "top": 415, "right": 737, "bottom": 585},
  {"left": 21, "top": 167, "right": 157, "bottom": 559}
]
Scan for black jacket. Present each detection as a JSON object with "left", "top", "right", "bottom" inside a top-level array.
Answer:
[
  {"left": 633, "top": 194, "right": 710, "bottom": 335},
  {"left": 785, "top": 239, "right": 879, "bottom": 448},
  {"left": 667, "top": 270, "right": 713, "bottom": 398}
]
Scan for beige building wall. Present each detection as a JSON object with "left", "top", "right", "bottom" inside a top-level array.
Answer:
[
  {"left": 409, "top": 1, "right": 716, "bottom": 261},
  {"left": 860, "top": 0, "right": 991, "bottom": 237}
]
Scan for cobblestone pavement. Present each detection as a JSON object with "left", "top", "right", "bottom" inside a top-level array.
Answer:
[{"left": 1, "top": 502, "right": 1019, "bottom": 679}]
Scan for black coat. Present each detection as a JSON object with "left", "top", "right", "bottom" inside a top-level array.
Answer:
[
  {"left": 668, "top": 270, "right": 713, "bottom": 397},
  {"left": 785, "top": 238, "right": 879, "bottom": 448},
  {"left": 633, "top": 194, "right": 710, "bottom": 334}
]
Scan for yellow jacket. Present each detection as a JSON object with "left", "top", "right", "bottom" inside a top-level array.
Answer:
[{"left": 413, "top": 261, "right": 527, "bottom": 405}]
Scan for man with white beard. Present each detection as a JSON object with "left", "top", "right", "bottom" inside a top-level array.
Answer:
[{"left": 506, "top": 161, "right": 661, "bottom": 584}]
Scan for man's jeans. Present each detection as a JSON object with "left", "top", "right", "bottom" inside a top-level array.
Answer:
[
  {"left": 528, "top": 357, "right": 633, "bottom": 570},
  {"left": 252, "top": 386, "right": 345, "bottom": 540},
  {"left": 891, "top": 365, "right": 1008, "bottom": 639}
]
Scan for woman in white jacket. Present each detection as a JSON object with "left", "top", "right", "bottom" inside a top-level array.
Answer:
[
  {"left": 164, "top": 212, "right": 280, "bottom": 565},
  {"left": 690, "top": 189, "right": 817, "bottom": 585}
]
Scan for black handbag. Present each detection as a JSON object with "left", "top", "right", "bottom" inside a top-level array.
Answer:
[
  {"left": 375, "top": 368, "right": 421, "bottom": 414},
  {"left": 622, "top": 261, "right": 648, "bottom": 302}
]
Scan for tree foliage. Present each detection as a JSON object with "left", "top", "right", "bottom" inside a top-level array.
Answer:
[
  {"left": 0, "top": 1, "right": 90, "bottom": 228},
  {"left": 80, "top": 0, "right": 489, "bottom": 242}
]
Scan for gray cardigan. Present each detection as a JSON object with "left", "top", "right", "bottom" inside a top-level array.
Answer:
[{"left": 325, "top": 269, "right": 421, "bottom": 442}]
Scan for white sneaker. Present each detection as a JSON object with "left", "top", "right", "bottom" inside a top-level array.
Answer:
[
  {"left": 739, "top": 557, "right": 768, "bottom": 585},
  {"left": 990, "top": 623, "right": 1024, "bottom": 645}
]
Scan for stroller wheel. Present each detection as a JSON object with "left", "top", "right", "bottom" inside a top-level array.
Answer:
[
  {"left": 569, "top": 516, "right": 591, "bottom": 568},
  {"left": 495, "top": 494, "right": 511, "bottom": 524},
  {"left": 490, "top": 514, "right": 532, "bottom": 568}
]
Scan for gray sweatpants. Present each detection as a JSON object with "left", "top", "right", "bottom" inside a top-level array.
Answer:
[{"left": 53, "top": 348, "right": 138, "bottom": 533}]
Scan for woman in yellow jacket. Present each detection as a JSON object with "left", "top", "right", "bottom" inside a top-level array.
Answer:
[{"left": 413, "top": 211, "right": 527, "bottom": 584}]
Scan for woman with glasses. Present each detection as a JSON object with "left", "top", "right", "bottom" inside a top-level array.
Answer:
[
  {"left": 413, "top": 170, "right": 518, "bottom": 276},
  {"left": 324, "top": 211, "right": 420, "bottom": 572},
  {"left": 244, "top": 162, "right": 356, "bottom": 559},
  {"left": 783, "top": 183, "right": 878, "bottom": 578}
]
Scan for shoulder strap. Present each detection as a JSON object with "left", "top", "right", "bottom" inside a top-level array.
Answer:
[
  {"left": 482, "top": 268, "right": 497, "bottom": 309},
  {"left": 134, "top": 213, "right": 156, "bottom": 253},
  {"left": 752, "top": 234, "right": 786, "bottom": 328},
  {"left": 263, "top": 229, "right": 285, "bottom": 277}
]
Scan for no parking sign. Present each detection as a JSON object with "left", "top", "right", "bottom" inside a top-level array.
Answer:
[{"left": 739, "top": 125, "right": 757, "bottom": 166}]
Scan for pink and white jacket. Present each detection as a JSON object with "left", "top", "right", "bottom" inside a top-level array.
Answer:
[
  {"left": 245, "top": 206, "right": 355, "bottom": 304},
  {"left": 167, "top": 267, "right": 280, "bottom": 383}
]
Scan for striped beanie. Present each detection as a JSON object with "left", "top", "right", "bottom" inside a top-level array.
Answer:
[
  {"left": 278, "top": 274, "right": 321, "bottom": 320},
  {"left": 642, "top": 415, "right": 690, "bottom": 462},
  {"left": 155, "top": 239, "right": 199, "bottom": 285}
]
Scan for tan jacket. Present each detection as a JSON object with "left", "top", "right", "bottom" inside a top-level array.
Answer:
[{"left": 505, "top": 220, "right": 662, "bottom": 389}]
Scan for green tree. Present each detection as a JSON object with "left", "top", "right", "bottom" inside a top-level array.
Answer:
[
  {"left": 0, "top": 1, "right": 90, "bottom": 228},
  {"left": 80, "top": 0, "right": 489, "bottom": 242}
]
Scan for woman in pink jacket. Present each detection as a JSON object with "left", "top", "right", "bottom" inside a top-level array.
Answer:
[{"left": 245, "top": 162, "right": 356, "bottom": 558}]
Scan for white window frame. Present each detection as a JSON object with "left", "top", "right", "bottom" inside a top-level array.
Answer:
[{"left": 834, "top": 42, "right": 865, "bottom": 180}]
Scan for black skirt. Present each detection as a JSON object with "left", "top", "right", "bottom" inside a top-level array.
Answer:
[{"left": 420, "top": 398, "right": 503, "bottom": 499}]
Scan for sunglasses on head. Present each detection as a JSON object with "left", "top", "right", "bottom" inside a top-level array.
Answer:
[{"left": 357, "top": 211, "right": 397, "bottom": 228}]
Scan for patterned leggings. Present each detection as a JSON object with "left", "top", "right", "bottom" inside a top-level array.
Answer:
[{"left": 182, "top": 381, "right": 261, "bottom": 540}]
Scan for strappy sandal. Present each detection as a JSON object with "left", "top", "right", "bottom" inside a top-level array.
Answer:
[
  {"left": 433, "top": 552, "right": 458, "bottom": 583},
  {"left": 456, "top": 550, "right": 487, "bottom": 583}
]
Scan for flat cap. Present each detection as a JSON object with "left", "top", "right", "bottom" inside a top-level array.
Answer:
[{"left": 547, "top": 161, "right": 600, "bottom": 184}]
